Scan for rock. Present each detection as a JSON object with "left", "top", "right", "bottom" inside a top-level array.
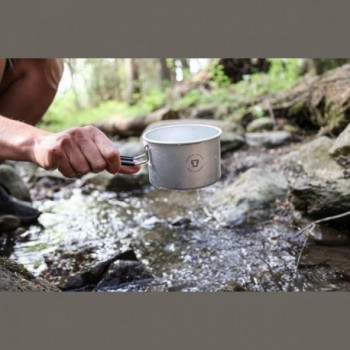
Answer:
[
  {"left": 0, "top": 257, "right": 58, "bottom": 291},
  {"left": 308, "top": 224, "right": 349, "bottom": 246},
  {"left": 329, "top": 123, "right": 350, "bottom": 168},
  {"left": 218, "top": 281, "right": 246, "bottom": 292},
  {"left": 0, "top": 164, "right": 31, "bottom": 201},
  {"left": 94, "top": 260, "right": 153, "bottom": 291},
  {"left": 35, "top": 169, "right": 75, "bottom": 185},
  {"left": 246, "top": 131, "right": 293, "bottom": 148},
  {"left": 82, "top": 166, "right": 149, "bottom": 192},
  {"left": 189, "top": 105, "right": 217, "bottom": 119},
  {"left": 246, "top": 117, "right": 275, "bottom": 132},
  {"left": 220, "top": 132, "right": 246, "bottom": 154},
  {"left": 106, "top": 166, "right": 150, "bottom": 192},
  {"left": 210, "top": 167, "right": 288, "bottom": 226},
  {"left": 290, "top": 177, "right": 350, "bottom": 220},
  {"left": 297, "top": 137, "right": 344, "bottom": 181},
  {"left": 0, "top": 186, "right": 41, "bottom": 225},
  {"left": 0, "top": 215, "right": 21, "bottom": 232},
  {"left": 61, "top": 250, "right": 138, "bottom": 291}
]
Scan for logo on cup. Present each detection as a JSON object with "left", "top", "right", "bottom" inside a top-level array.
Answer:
[
  {"left": 191, "top": 159, "right": 200, "bottom": 168},
  {"left": 186, "top": 154, "right": 204, "bottom": 172}
]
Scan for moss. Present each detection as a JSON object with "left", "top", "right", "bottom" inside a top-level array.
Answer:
[{"left": 0, "top": 257, "right": 35, "bottom": 281}]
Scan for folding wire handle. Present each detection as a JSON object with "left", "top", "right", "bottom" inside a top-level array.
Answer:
[{"left": 120, "top": 145, "right": 149, "bottom": 166}]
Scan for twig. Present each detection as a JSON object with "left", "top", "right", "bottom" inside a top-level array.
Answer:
[
  {"left": 295, "top": 210, "right": 350, "bottom": 269},
  {"left": 296, "top": 210, "right": 350, "bottom": 237}
]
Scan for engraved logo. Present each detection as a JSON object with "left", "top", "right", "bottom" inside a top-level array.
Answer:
[{"left": 186, "top": 154, "right": 204, "bottom": 172}]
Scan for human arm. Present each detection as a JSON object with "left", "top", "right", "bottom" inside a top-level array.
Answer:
[{"left": 0, "top": 116, "right": 140, "bottom": 177}]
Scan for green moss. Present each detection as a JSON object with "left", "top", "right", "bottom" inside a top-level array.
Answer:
[{"left": 0, "top": 257, "right": 35, "bottom": 280}]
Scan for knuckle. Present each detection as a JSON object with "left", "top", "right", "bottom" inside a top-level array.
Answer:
[
  {"left": 105, "top": 150, "right": 118, "bottom": 162},
  {"left": 92, "top": 161, "right": 106, "bottom": 172},
  {"left": 84, "top": 125, "right": 97, "bottom": 134}
]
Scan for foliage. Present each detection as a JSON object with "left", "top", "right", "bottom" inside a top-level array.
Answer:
[{"left": 209, "top": 61, "right": 232, "bottom": 88}]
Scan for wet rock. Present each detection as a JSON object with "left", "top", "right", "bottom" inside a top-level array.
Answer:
[
  {"left": 295, "top": 136, "right": 343, "bottom": 181},
  {"left": 0, "top": 164, "right": 31, "bottom": 201},
  {"left": 61, "top": 250, "right": 139, "bottom": 291},
  {"left": 0, "top": 186, "right": 41, "bottom": 225},
  {"left": 170, "top": 216, "right": 191, "bottom": 227},
  {"left": 246, "top": 131, "right": 293, "bottom": 148},
  {"left": 329, "top": 123, "right": 350, "bottom": 168},
  {"left": 106, "top": 166, "right": 149, "bottom": 192},
  {"left": 246, "top": 117, "right": 275, "bottom": 132},
  {"left": 94, "top": 260, "right": 153, "bottom": 291},
  {"left": 210, "top": 167, "right": 288, "bottom": 226},
  {"left": 82, "top": 166, "right": 149, "bottom": 192},
  {"left": 308, "top": 224, "right": 349, "bottom": 246},
  {"left": 218, "top": 281, "right": 246, "bottom": 292},
  {"left": 220, "top": 132, "right": 246, "bottom": 154},
  {"left": 0, "top": 257, "right": 58, "bottom": 291},
  {"left": 290, "top": 178, "right": 350, "bottom": 220},
  {"left": 0, "top": 215, "right": 21, "bottom": 232},
  {"left": 35, "top": 169, "right": 75, "bottom": 186}
]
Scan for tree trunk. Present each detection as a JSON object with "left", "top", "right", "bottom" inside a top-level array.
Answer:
[
  {"left": 125, "top": 58, "right": 141, "bottom": 105},
  {"left": 66, "top": 59, "right": 83, "bottom": 110},
  {"left": 159, "top": 58, "right": 171, "bottom": 83},
  {"left": 218, "top": 58, "right": 270, "bottom": 83}
]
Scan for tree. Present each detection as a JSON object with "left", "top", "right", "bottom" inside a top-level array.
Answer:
[{"left": 125, "top": 58, "right": 141, "bottom": 105}]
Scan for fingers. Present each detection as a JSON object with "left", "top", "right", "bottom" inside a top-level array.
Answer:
[
  {"left": 119, "top": 163, "right": 142, "bottom": 174},
  {"left": 46, "top": 126, "right": 142, "bottom": 177}
]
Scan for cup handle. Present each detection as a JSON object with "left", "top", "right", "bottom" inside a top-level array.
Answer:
[{"left": 120, "top": 145, "right": 150, "bottom": 166}]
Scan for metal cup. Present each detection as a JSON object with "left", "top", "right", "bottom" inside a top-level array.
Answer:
[{"left": 139, "top": 124, "right": 223, "bottom": 190}]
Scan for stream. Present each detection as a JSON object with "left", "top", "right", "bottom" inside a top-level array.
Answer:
[{"left": 3, "top": 167, "right": 350, "bottom": 292}]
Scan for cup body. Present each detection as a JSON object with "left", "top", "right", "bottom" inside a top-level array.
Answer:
[{"left": 142, "top": 124, "right": 222, "bottom": 190}]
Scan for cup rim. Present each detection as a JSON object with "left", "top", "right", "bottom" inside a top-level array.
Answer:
[{"left": 142, "top": 123, "right": 223, "bottom": 145}]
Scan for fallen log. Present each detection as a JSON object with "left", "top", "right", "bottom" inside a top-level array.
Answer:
[{"left": 94, "top": 107, "right": 179, "bottom": 137}]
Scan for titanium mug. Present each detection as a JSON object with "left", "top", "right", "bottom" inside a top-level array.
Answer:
[{"left": 121, "top": 124, "right": 223, "bottom": 190}]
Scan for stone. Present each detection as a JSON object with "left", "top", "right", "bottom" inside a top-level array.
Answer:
[
  {"left": 308, "top": 224, "right": 349, "bottom": 246},
  {"left": 61, "top": 250, "right": 139, "bottom": 291},
  {"left": 82, "top": 166, "right": 149, "bottom": 192},
  {"left": 290, "top": 177, "right": 350, "bottom": 219},
  {"left": 220, "top": 132, "right": 246, "bottom": 154},
  {"left": 246, "top": 117, "right": 275, "bottom": 132},
  {"left": 94, "top": 260, "right": 153, "bottom": 291},
  {"left": 0, "top": 257, "right": 58, "bottom": 292},
  {"left": 246, "top": 131, "right": 293, "bottom": 148},
  {"left": 0, "top": 215, "right": 21, "bottom": 232},
  {"left": 210, "top": 167, "right": 288, "bottom": 226},
  {"left": 297, "top": 136, "right": 344, "bottom": 181},
  {"left": 0, "top": 164, "right": 31, "bottom": 202},
  {"left": 329, "top": 123, "right": 350, "bottom": 168}
]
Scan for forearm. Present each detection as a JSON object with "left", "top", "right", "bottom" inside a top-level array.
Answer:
[{"left": 0, "top": 115, "right": 49, "bottom": 163}]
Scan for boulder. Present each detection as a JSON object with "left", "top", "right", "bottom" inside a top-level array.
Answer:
[{"left": 210, "top": 167, "right": 288, "bottom": 226}]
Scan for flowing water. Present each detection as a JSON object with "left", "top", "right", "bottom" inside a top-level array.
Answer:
[{"left": 3, "top": 180, "right": 350, "bottom": 292}]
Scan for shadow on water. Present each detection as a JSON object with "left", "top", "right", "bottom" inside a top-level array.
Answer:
[{"left": 4, "top": 183, "right": 350, "bottom": 291}]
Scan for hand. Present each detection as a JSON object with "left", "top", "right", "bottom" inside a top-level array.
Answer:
[{"left": 32, "top": 125, "right": 141, "bottom": 177}]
